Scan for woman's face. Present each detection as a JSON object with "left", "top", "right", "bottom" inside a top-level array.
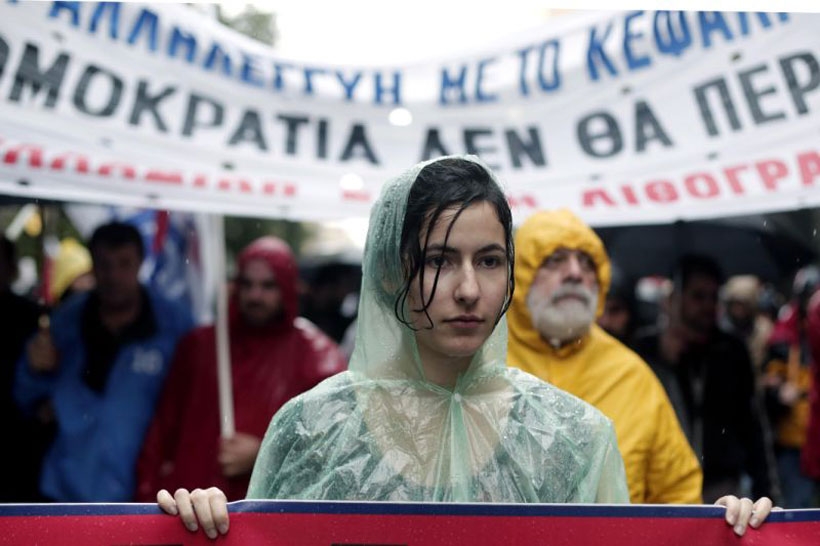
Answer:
[{"left": 407, "top": 201, "right": 509, "bottom": 380}]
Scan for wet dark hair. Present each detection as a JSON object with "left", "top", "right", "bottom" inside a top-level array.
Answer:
[
  {"left": 89, "top": 222, "right": 145, "bottom": 261},
  {"left": 672, "top": 253, "right": 723, "bottom": 292},
  {"left": 395, "top": 158, "right": 514, "bottom": 329}
]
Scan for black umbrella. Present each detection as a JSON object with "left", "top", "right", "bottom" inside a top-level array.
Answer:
[{"left": 595, "top": 217, "right": 818, "bottom": 284}]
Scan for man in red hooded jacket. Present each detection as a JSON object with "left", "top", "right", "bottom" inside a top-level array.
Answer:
[
  {"left": 799, "top": 272, "right": 820, "bottom": 502},
  {"left": 136, "top": 237, "right": 347, "bottom": 501}
]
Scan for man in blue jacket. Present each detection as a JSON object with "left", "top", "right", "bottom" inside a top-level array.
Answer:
[{"left": 16, "top": 222, "right": 194, "bottom": 502}]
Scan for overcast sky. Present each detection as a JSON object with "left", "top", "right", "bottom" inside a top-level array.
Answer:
[
  {"left": 219, "top": 0, "right": 817, "bottom": 65},
  {"left": 220, "top": 0, "right": 563, "bottom": 64}
]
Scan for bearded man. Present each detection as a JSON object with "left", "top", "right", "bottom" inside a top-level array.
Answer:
[
  {"left": 507, "top": 209, "right": 703, "bottom": 504},
  {"left": 136, "top": 237, "right": 347, "bottom": 501}
]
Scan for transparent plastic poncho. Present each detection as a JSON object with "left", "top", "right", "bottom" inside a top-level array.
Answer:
[{"left": 247, "top": 156, "right": 630, "bottom": 503}]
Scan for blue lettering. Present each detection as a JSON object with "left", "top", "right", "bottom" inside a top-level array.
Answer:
[
  {"left": 127, "top": 8, "right": 159, "bottom": 52},
  {"left": 302, "top": 67, "right": 326, "bottom": 95},
  {"left": 653, "top": 11, "right": 692, "bottom": 57},
  {"left": 587, "top": 23, "right": 617, "bottom": 81},
  {"left": 335, "top": 71, "right": 362, "bottom": 101},
  {"left": 516, "top": 45, "right": 536, "bottom": 96},
  {"left": 89, "top": 2, "right": 120, "bottom": 40},
  {"left": 272, "top": 62, "right": 292, "bottom": 91},
  {"left": 537, "top": 40, "right": 561, "bottom": 91},
  {"left": 48, "top": 1, "right": 81, "bottom": 27},
  {"left": 168, "top": 27, "right": 197, "bottom": 63},
  {"left": 475, "top": 58, "right": 498, "bottom": 103},
  {"left": 240, "top": 52, "right": 264, "bottom": 87},
  {"left": 374, "top": 71, "right": 401, "bottom": 105},
  {"left": 203, "top": 42, "right": 232, "bottom": 76},
  {"left": 737, "top": 12, "right": 789, "bottom": 35},
  {"left": 440, "top": 64, "right": 468, "bottom": 105},
  {"left": 698, "top": 12, "right": 733, "bottom": 49},
  {"left": 623, "top": 11, "right": 651, "bottom": 70}
]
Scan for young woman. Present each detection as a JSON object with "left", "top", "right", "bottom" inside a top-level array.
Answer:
[{"left": 159, "top": 156, "right": 772, "bottom": 538}]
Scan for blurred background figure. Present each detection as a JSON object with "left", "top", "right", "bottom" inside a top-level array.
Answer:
[
  {"left": 14, "top": 222, "right": 194, "bottom": 502},
  {"left": 49, "top": 238, "right": 94, "bottom": 305},
  {"left": 137, "top": 236, "right": 347, "bottom": 501},
  {"left": 597, "top": 263, "right": 638, "bottom": 346},
  {"left": 632, "top": 254, "right": 774, "bottom": 503},
  {"left": 720, "top": 275, "right": 774, "bottom": 377},
  {"left": 762, "top": 266, "right": 820, "bottom": 507},
  {"left": 802, "top": 283, "right": 820, "bottom": 502},
  {"left": 299, "top": 254, "right": 362, "bottom": 345},
  {"left": 0, "top": 236, "right": 46, "bottom": 501}
]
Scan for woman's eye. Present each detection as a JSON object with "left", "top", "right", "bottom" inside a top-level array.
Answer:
[
  {"left": 480, "top": 256, "right": 502, "bottom": 268},
  {"left": 427, "top": 255, "right": 447, "bottom": 268}
]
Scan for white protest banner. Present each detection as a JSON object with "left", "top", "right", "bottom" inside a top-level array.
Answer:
[{"left": 0, "top": 3, "right": 817, "bottom": 225}]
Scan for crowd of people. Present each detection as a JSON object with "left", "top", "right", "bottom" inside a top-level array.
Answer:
[
  {"left": 599, "top": 251, "right": 820, "bottom": 508},
  {"left": 1, "top": 155, "right": 818, "bottom": 538}
]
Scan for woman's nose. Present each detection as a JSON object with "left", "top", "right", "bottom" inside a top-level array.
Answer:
[{"left": 454, "top": 267, "right": 480, "bottom": 303}]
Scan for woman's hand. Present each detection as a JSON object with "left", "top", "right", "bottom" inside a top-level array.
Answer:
[
  {"left": 715, "top": 495, "right": 774, "bottom": 536},
  {"left": 157, "top": 487, "right": 230, "bottom": 540}
]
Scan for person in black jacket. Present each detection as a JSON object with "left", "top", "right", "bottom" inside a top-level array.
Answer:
[
  {"left": 632, "top": 254, "right": 775, "bottom": 503},
  {"left": 0, "top": 236, "right": 49, "bottom": 501}
]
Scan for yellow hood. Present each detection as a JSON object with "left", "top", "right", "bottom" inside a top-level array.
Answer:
[
  {"left": 50, "top": 238, "right": 92, "bottom": 301},
  {"left": 508, "top": 209, "right": 611, "bottom": 357}
]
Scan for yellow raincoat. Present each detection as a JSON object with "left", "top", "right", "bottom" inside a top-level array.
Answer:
[{"left": 507, "top": 209, "right": 703, "bottom": 504}]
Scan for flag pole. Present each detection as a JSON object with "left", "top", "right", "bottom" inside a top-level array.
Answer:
[{"left": 211, "top": 214, "right": 235, "bottom": 438}]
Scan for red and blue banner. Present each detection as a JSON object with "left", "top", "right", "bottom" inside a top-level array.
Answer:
[{"left": 0, "top": 501, "right": 818, "bottom": 545}]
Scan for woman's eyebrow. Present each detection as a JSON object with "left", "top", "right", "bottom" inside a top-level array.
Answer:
[
  {"left": 426, "top": 244, "right": 457, "bottom": 253},
  {"left": 477, "top": 243, "right": 506, "bottom": 254},
  {"left": 426, "top": 243, "right": 505, "bottom": 254}
]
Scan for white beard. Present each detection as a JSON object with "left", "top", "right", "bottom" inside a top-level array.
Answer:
[{"left": 527, "top": 283, "right": 599, "bottom": 345}]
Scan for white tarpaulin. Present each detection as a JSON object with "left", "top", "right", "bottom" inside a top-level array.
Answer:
[{"left": 0, "top": 3, "right": 818, "bottom": 225}]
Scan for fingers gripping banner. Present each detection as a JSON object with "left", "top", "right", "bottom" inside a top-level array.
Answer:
[
  {"left": 0, "top": 3, "right": 818, "bottom": 224},
  {"left": 0, "top": 501, "right": 818, "bottom": 546}
]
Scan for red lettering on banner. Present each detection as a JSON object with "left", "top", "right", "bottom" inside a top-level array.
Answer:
[
  {"left": 145, "top": 170, "right": 184, "bottom": 185},
  {"left": 620, "top": 185, "right": 639, "bottom": 205},
  {"left": 3, "top": 144, "right": 44, "bottom": 167},
  {"left": 646, "top": 180, "right": 678, "bottom": 203},
  {"left": 582, "top": 149, "right": 820, "bottom": 211},
  {"left": 722, "top": 165, "right": 748, "bottom": 195},
  {"left": 508, "top": 194, "right": 539, "bottom": 209},
  {"left": 342, "top": 190, "right": 370, "bottom": 201},
  {"left": 98, "top": 163, "right": 137, "bottom": 179},
  {"left": 798, "top": 151, "right": 820, "bottom": 187},
  {"left": 193, "top": 175, "right": 207, "bottom": 187},
  {"left": 582, "top": 189, "right": 617, "bottom": 207},
  {"left": 217, "top": 178, "right": 253, "bottom": 193},
  {"left": 49, "top": 153, "right": 90, "bottom": 173},
  {"left": 755, "top": 159, "right": 789, "bottom": 190},
  {"left": 684, "top": 173, "right": 720, "bottom": 199},
  {"left": 262, "top": 181, "right": 298, "bottom": 195}
]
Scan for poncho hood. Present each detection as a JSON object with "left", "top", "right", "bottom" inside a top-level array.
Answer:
[{"left": 348, "top": 155, "right": 507, "bottom": 386}]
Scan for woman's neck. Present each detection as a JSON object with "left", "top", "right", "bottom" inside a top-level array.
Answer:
[{"left": 419, "top": 351, "right": 472, "bottom": 389}]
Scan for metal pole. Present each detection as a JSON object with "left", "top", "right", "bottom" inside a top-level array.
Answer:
[{"left": 211, "top": 214, "right": 235, "bottom": 438}]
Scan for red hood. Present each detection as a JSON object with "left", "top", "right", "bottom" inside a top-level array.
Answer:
[
  {"left": 770, "top": 302, "right": 801, "bottom": 346},
  {"left": 230, "top": 236, "right": 298, "bottom": 335}
]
